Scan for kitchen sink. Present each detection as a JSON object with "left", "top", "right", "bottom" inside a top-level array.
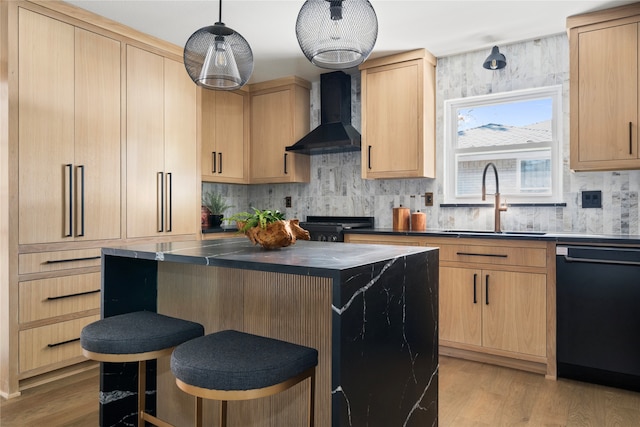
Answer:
[{"left": 441, "top": 229, "right": 546, "bottom": 236}]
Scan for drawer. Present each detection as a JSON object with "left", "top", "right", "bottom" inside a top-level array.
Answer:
[
  {"left": 19, "top": 273, "right": 101, "bottom": 323},
  {"left": 19, "top": 315, "right": 100, "bottom": 373},
  {"left": 437, "top": 243, "right": 547, "bottom": 268},
  {"left": 19, "top": 249, "right": 102, "bottom": 275}
]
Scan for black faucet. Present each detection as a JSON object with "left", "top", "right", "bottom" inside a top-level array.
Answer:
[{"left": 481, "top": 162, "right": 508, "bottom": 232}]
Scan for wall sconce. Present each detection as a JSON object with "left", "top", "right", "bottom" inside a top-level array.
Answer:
[{"left": 483, "top": 46, "right": 506, "bottom": 70}]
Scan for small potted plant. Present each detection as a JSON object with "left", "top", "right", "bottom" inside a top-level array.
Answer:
[
  {"left": 224, "top": 208, "right": 309, "bottom": 249},
  {"left": 202, "top": 191, "right": 234, "bottom": 228}
]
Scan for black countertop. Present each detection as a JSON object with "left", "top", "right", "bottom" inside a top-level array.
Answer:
[
  {"left": 102, "top": 239, "right": 436, "bottom": 276},
  {"left": 345, "top": 228, "right": 640, "bottom": 245}
]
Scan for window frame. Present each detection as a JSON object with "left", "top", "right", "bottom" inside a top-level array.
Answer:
[{"left": 443, "top": 85, "right": 563, "bottom": 204}]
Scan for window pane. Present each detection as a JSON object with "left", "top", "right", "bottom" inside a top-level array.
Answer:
[
  {"left": 456, "top": 158, "right": 517, "bottom": 197},
  {"left": 521, "top": 159, "right": 551, "bottom": 193}
]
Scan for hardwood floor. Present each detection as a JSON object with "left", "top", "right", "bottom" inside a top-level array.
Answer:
[{"left": 2, "top": 357, "right": 639, "bottom": 426}]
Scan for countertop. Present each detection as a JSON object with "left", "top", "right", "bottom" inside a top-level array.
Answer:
[
  {"left": 345, "top": 228, "right": 640, "bottom": 245},
  {"left": 102, "top": 238, "right": 436, "bottom": 276}
]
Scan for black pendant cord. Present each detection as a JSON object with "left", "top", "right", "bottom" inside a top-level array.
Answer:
[{"left": 218, "top": 0, "right": 222, "bottom": 23}]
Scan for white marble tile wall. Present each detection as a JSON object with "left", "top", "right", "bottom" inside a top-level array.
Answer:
[{"left": 204, "top": 34, "right": 639, "bottom": 235}]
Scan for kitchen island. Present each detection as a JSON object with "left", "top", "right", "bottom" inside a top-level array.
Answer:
[{"left": 99, "top": 239, "right": 439, "bottom": 427}]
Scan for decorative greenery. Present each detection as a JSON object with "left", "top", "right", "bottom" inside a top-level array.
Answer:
[
  {"left": 202, "top": 191, "right": 234, "bottom": 215},
  {"left": 224, "top": 208, "right": 285, "bottom": 232}
]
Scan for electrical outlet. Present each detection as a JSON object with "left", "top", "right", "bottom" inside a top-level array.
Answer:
[
  {"left": 424, "top": 192, "right": 434, "bottom": 207},
  {"left": 581, "top": 190, "right": 602, "bottom": 208},
  {"left": 285, "top": 196, "right": 292, "bottom": 208}
]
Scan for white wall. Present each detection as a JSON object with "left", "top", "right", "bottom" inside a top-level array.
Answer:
[{"left": 204, "top": 33, "right": 639, "bottom": 235}]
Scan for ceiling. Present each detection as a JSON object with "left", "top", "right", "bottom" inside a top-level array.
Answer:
[{"left": 66, "top": 0, "right": 636, "bottom": 83}]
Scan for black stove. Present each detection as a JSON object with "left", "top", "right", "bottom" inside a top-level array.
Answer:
[{"left": 300, "top": 216, "right": 375, "bottom": 242}]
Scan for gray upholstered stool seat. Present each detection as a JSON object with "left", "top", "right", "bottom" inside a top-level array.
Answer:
[
  {"left": 81, "top": 311, "right": 204, "bottom": 427},
  {"left": 170, "top": 330, "right": 318, "bottom": 427}
]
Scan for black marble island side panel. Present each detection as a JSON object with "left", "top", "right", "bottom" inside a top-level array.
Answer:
[{"left": 333, "top": 249, "right": 438, "bottom": 427}]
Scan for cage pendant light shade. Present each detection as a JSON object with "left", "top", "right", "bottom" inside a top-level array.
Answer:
[
  {"left": 183, "top": 3, "right": 253, "bottom": 90},
  {"left": 296, "top": 0, "right": 378, "bottom": 69}
]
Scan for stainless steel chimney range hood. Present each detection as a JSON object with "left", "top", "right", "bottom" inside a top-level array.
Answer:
[{"left": 286, "top": 71, "right": 361, "bottom": 155}]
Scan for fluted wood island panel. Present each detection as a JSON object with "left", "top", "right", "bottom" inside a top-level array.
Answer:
[{"left": 99, "top": 239, "right": 439, "bottom": 426}]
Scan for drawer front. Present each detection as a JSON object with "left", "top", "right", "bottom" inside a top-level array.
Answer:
[
  {"left": 19, "top": 273, "right": 101, "bottom": 323},
  {"left": 19, "top": 249, "right": 102, "bottom": 275},
  {"left": 438, "top": 243, "right": 547, "bottom": 268},
  {"left": 19, "top": 315, "right": 100, "bottom": 373}
]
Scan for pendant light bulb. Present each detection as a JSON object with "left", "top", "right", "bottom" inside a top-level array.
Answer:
[
  {"left": 214, "top": 38, "right": 228, "bottom": 68},
  {"left": 490, "top": 59, "right": 498, "bottom": 70}
]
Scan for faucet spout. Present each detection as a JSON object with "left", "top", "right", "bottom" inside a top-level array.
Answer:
[{"left": 481, "top": 162, "right": 507, "bottom": 232}]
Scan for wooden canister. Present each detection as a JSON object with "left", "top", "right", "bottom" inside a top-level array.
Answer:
[
  {"left": 392, "top": 206, "right": 410, "bottom": 231},
  {"left": 411, "top": 211, "right": 426, "bottom": 231}
]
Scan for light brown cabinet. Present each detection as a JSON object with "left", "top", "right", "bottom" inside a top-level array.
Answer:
[
  {"left": 201, "top": 89, "right": 250, "bottom": 183},
  {"left": 126, "top": 45, "right": 198, "bottom": 238},
  {"left": 568, "top": 4, "right": 640, "bottom": 171},
  {"left": 18, "top": 8, "right": 121, "bottom": 245},
  {"left": 359, "top": 49, "right": 436, "bottom": 179},
  {"left": 249, "top": 77, "right": 311, "bottom": 183},
  {"left": 344, "top": 233, "right": 553, "bottom": 377}
]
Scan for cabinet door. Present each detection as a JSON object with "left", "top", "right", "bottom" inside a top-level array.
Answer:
[
  {"left": 202, "top": 90, "right": 247, "bottom": 182},
  {"left": 362, "top": 60, "right": 423, "bottom": 178},
  {"left": 126, "top": 45, "right": 165, "bottom": 238},
  {"left": 74, "top": 28, "right": 121, "bottom": 241},
  {"left": 574, "top": 23, "right": 639, "bottom": 168},
  {"left": 18, "top": 9, "right": 74, "bottom": 245},
  {"left": 164, "top": 57, "right": 197, "bottom": 235},
  {"left": 482, "top": 270, "right": 546, "bottom": 357},
  {"left": 250, "top": 89, "right": 291, "bottom": 181},
  {"left": 439, "top": 267, "right": 482, "bottom": 346}
]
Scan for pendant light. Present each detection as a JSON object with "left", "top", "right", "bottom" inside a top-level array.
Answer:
[
  {"left": 183, "top": 0, "right": 253, "bottom": 90},
  {"left": 483, "top": 46, "right": 507, "bottom": 70},
  {"left": 296, "top": 0, "right": 378, "bottom": 70}
]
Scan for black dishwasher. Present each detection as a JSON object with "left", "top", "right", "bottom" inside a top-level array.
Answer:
[{"left": 556, "top": 245, "right": 640, "bottom": 392}]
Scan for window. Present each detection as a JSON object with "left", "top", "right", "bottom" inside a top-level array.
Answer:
[{"left": 444, "top": 86, "right": 562, "bottom": 204}]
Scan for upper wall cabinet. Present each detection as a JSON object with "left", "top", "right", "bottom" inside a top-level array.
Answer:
[
  {"left": 126, "top": 45, "right": 197, "bottom": 239},
  {"left": 568, "top": 4, "right": 640, "bottom": 171},
  {"left": 249, "top": 77, "right": 311, "bottom": 184},
  {"left": 18, "top": 8, "right": 121, "bottom": 245},
  {"left": 201, "top": 89, "right": 250, "bottom": 184},
  {"left": 359, "top": 49, "right": 436, "bottom": 179}
]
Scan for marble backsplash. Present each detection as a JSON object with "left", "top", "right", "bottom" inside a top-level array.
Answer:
[{"left": 204, "top": 34, "right": 640, "bottom": 236}]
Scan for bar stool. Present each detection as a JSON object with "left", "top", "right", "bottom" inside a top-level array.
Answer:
[
  {"left": 81, "top": 311, "right": 205, "bottom": 427},
  {"left": 170, "top": 330, "right": 318, "bottom": 427}
]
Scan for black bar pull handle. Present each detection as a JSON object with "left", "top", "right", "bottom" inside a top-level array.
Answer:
[
  {"left": 47, "top": 337, "right": 80, "bottom": 348},
  {"left": 218, "top": 153, "right": 223, "bottom": 174},
  {"left": 47, "top": 289, "right": 100, "bottom": 301},
  {"left": 158, "top": 172, "right": 164, "bottom": 232},
  {"left": 368, "top": 145, "right": 372, "bottom": 170},
  {"left": 45, "top": 255, "right": 101, "bottom": 264},
  {"left": 473, "top": 273, "right": 477, "bottom": 304},
  {"left": 212, "top": 152, "right": 216, "bottom": 173},
  {"left": 485, "top": 275, "right": 490, "bottom": 305},
  {"left": 77, "top": 165, "right": 85, "bottom": 237},
  {"left": 456, "top": 252, "right": 508, "bottom": 258},
  {"left": 284, "top": 153, "right": 288, "bottom": 174},
  {"left": 166, "top": 172, "right": 172, "bottom": 232},
  {"left": 630, "top": 122, "right": 633, "bottom": 155},
  {"left": 65, "top": 164, "right": 73, "bottom": 237}
]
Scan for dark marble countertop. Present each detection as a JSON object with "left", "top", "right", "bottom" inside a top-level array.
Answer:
[
  {"left": 345, "top": 228, "right": 640, "bottom": 245},
  {"left": 102, "top": 239, "right": 436, "bottom": 276}
]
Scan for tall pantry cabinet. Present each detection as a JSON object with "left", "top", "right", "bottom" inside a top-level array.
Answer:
[{"left": 1, "top": 0, "right": 199, "bottom": 398}]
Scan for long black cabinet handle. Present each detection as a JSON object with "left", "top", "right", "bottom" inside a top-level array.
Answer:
[
  {"left": 368, "top": 145, "right": 372, "bottom": 170},
  {"left": 47, "top": 289, "right": 100, "bottom": 301},
  {"left": 564, "top": 255, "right": 640, "bottom": 267},
  {"left": 158, "top": 172, "right": 164, "bottom": 232},
  {"left": 166, "top": 172, "right": 172, "bottom": 232},
  {"left": 65, "top": 164, "right": 73, "bottom": 237},
  {"left": 485, "top": 275, "right": 490, "bottom": 305},
  {"left": 630, "top": 122, "right": 634, "bottom": 155},
  {"left": 212, "top": 152, "right": 217, "bottom": 173},
  {"left": 473, "top": 273, "right": 477, "bottom": 304},
  {"left": 218, "top": 153, "right": 223, "bottom": 174},
  {"left": 77, "top": 165, "right": 85, "bottom": 237},
  {"left": 45, "top": 255, "right": 101, "bottom": 264},
  {"left": 284, "top": 153, "right": 288, "bottom": 174},
  {"left": 48, "top": 337, "right": 80, "bottom": 348},
  {"left": 457, "top": 252, "right": 508, "bottom": 258}
]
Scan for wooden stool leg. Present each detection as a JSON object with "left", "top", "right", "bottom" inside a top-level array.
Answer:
[
  {"left": 195, "top": 396, "right": 203, "bottom": 427},
  {"left": 220, "top": 400, "right": 228, "bottom": 427},
  {"left": 138, "top": 360, "right": 146, "bottom": 427},
  {"left": 309, "top": 369, "right": 316, "bottom": 427}
]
